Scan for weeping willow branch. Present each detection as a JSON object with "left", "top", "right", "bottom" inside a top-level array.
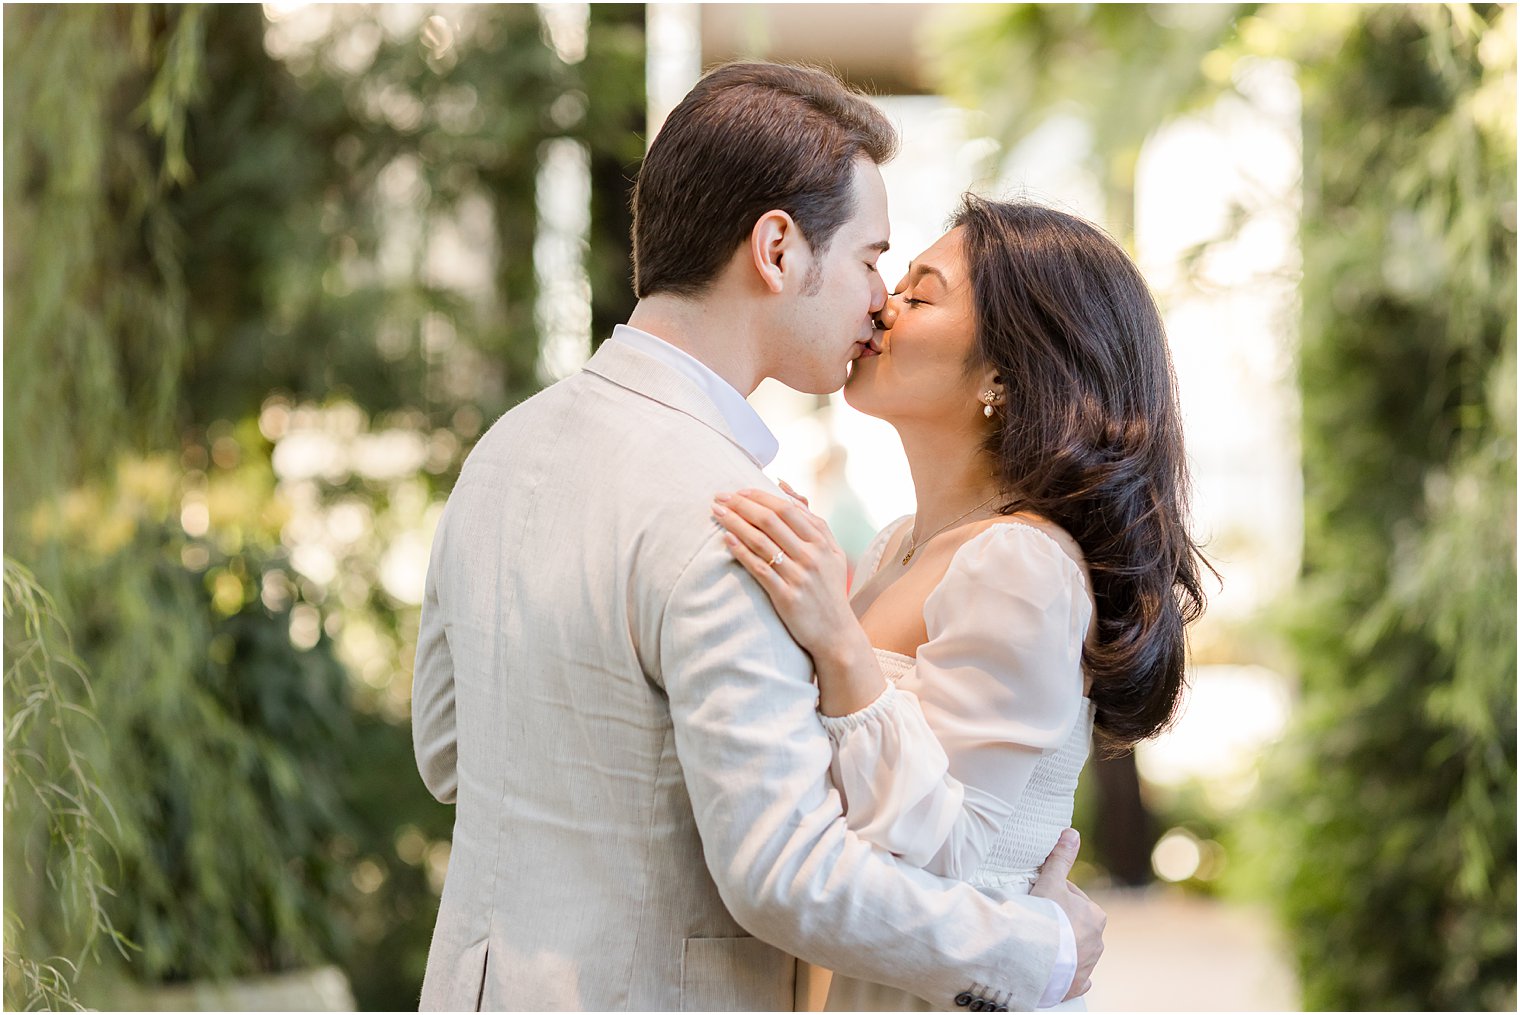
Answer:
[{"left": 3, "top": 558, "right": 130, "bottom": 1012}]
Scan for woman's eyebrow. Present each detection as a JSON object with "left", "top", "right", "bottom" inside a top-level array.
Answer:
[{"left": 907, "top": 261, "right": 949, "bottom": 286}]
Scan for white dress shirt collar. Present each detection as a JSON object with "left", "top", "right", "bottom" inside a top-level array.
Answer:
[{"left": 609, "top": 324, "right": 779, "bottom": 468}]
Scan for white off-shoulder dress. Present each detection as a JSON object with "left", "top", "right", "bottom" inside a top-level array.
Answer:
[{"left": 819, "top": 517, "right": 1096, "bottom": 1013}]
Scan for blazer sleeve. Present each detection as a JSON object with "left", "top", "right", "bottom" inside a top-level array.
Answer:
[
  {"left": 659, "top": 524, "right": 1065, "bottom": 1012},
  {"left": 412, "top": 500, "right": 459, "bottom": 805},
  {"left": 820, "top": 524, "right": 1091, "bottom": 879}
]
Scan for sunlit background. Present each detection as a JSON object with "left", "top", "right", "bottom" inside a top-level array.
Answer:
[{"left": 4, "top": 4, "right": 1513, "bottom": 1012}]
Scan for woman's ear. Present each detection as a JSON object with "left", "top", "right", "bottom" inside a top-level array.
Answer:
[
  {"left": 980, "top": 368, "right": 1007, "bottom": 405},
  {"left": 749, "top": 209, "right": 805, "bottom": 294}
]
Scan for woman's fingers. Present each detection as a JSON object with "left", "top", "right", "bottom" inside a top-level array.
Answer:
[
  {"left": 721, "top": 532, "right": 787, "bottom": 590},
  {"left": 713, "top": 498, "right": 793, "bottom": 570},
  {"left": 713, "top": 488, "right": 852, "bottom": 658},
  {"left": 716, "top": 491, "right": 814, "bottom": 560},
  {"left": 738, "top": 489, "right": 816, "bottom": 533},
  {"left": 757, "top": 488, "right": 832, "bottom": 542},
  {"left": 749, "top": 486, "right": 832, "bottom": 541}
]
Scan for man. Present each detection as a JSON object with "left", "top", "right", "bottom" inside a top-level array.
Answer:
[{"left": 412, "top": 62, "right": 1104, "bottom": 1011}]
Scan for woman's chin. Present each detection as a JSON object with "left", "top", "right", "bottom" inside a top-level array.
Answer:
[{"left": 842, "top": 370, "right": 884, "bottom": 418}]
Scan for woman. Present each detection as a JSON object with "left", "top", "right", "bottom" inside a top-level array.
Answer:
[{"left": 713, "top": 197, "right": 1212, "bottom": 1011}]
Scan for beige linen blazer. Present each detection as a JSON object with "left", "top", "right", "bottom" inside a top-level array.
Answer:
[{"left": 411, "top": 337, "right": 1062, "bottom": 1011}]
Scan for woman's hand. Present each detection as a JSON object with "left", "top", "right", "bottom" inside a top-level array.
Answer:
[
  {"left": 712, "top": 486, "right": 887, "bottom": 716},
  {"left": 710, "top": 487, "right": 855, "bottom": 663}
]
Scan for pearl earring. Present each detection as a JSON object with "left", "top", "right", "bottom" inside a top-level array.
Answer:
[{"left": 981, "top": 390, "right": 998, "bottom": 418}]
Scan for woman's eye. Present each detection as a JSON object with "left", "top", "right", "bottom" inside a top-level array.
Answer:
[{"left": 904, "top": 298, "right": 927, "bottom": 307}]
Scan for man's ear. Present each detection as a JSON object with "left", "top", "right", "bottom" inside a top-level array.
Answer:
[{"left": 749, "top": 209, "right": 806, "bottom": 294}]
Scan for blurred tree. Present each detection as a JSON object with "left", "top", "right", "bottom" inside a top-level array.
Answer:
[
  {"left": 4, "top": 4, "right": 201, "bottom": 535},
  {"left": 583, "top": 4, "right": 647, "bottom": 347},
  {"left": 931, "top": 4, "right": 1255, "bottom": 241},
  {"left": 6, "top": 5, "right": 357, "bottom": 1001},
  {"left": 1251, "top": 5, "right": 1517, "bottom": 1009},
  {"left": 175, "top": 4, "right": 563, "bottom": 434},
  {"left": 5, "top": 2, "right": 645, "bottom": 1009}
]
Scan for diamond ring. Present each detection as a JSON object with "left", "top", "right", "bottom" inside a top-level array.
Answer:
[{"left": 768, "top": 550, "right": 787, "bottom": 568}]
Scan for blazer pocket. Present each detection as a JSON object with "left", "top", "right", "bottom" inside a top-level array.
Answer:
[{"left": 680, "top": 935, "right": 796, "bottom": 1012}]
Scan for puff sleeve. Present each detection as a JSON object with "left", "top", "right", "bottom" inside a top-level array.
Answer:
[{"left": 820, "top": 523, "right": 1091, "bottom": 880}]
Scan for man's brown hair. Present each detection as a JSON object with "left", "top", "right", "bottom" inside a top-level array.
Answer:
[{"left": 631, "top": 62, "right": 898, "bottom": 299}]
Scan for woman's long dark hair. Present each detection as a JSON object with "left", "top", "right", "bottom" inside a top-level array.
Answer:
[{"left": 954, "top": 196, "right": 1214, "bottom": 751}]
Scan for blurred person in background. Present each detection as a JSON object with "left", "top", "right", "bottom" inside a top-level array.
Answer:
[
  {"left": 715, "top": 197, "right": 1211, "bottom": 1010},
  {"left": 411, "top": 63, "right": 1103, "bottom": 1012}
]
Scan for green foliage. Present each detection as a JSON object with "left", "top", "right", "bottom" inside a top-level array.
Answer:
[
  {"left": 172, "top": 4, "right": 558, "bottom": 431},
  {"left": 335, "top": 711, "right": 458, "bottom": 1010},
  {"left": 2, "top": 5, "right": 201, "bottom": 537},
  {"left": 3, "top": 560, "right": 126, "bottom": 1011},
  {"left": 3, "top": 0, "right": 364, "bottom": 998},
  {"left": 6, "top": 445, "right": 359, "bottom": 994},
  {"left": 6, "top": 3, "right": 645, "bottom": 1008},
  {"left": 928, "top": 3, "right": 1256, "bottom": 235},
  {"left": 1257, "top": 6, "right": 1517, "bottom": 1009},
  {"left": 170, "top": 3, "right": 642, "bottom": 433},
  {"left": 75, "top": 523, "right": 355, "bottom": 985}
]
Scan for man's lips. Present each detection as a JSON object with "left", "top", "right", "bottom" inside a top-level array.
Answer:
[{"left": 854, "top": 331, "right": 885, "bottom": 358}]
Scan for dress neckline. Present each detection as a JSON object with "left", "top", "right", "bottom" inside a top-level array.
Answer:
[{"left": 863, "top": 514, "right": 1090, "bottom": 591}]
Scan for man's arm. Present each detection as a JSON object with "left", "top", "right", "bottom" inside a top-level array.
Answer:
[
  {"left": 659, "top": 530, "right": 1068, "bottom": 1011},
  {"left": 412, "top": 507, "right": 458, "bottom": 805}
]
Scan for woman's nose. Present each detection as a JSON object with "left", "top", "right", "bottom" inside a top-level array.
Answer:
[{"left": 874, "top": 301, "right": 899, "bottom": 331}]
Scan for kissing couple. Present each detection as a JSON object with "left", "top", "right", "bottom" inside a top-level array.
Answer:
[{"left": 412, "top": 61, "right": 1209, "bottom": 1012}]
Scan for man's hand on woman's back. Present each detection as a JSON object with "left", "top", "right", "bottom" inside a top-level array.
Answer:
[{"left": 1032, "top": 828, "right": 1106, "bottom": 1002}]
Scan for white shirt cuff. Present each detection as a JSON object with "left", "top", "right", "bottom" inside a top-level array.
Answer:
[{"left": 1037, "top": 899, "right": 1077, "bottom": 1009}]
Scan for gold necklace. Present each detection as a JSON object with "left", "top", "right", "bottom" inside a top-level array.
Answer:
[{"left": 901, "top": 495, "right": 1000, "bottom": 565}]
